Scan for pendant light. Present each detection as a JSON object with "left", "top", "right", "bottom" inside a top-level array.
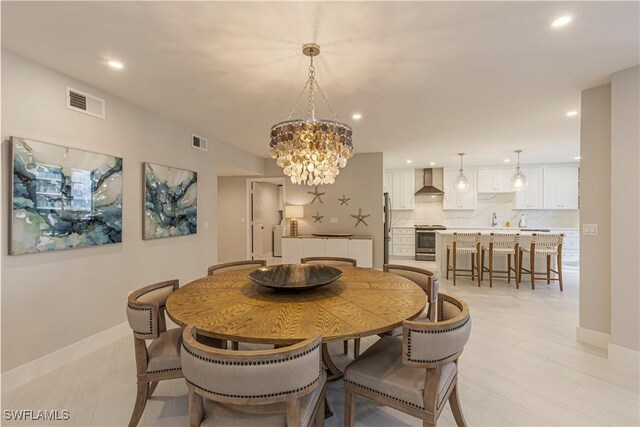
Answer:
[
  {"left": 270, "top": 43, "right": 354, "bottom": 186},
  {"left": 454, "top": 153, "right": 470, "bottom": 192},
  {"left": 510, "top": 149, "right": 528, "bottom": 191}
]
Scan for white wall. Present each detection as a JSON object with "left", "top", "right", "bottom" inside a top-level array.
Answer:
[
  {"left": 216, "top": 176, "right": 248, "bottom": 262},
  {"left": 610, "top": 66, "right": 640, "bottom": 354},
  {"left": 0, "top": 51, "right": 264, "bottom": 372},
  {"left": 578, "top": 83, "right": 612, "bottom": 339}
]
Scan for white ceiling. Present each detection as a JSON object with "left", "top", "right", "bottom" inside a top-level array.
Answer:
[{"left": 2, "top": 2, "right": 639, "bottom": 169}]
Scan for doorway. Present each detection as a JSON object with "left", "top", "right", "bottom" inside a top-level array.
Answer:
[{"left": 246, "top": 178, "right": 285, "bottom": 260}]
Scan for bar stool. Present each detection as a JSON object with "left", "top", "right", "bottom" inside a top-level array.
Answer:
[
  {"left": 481, "top": 233, "right": 520, "bottom": 288},
  {"left": 518, "top": 233, "right": 564, "bottom": 291},
  {"left": 446, "top": 232, "right": 481, "bottom": 286}
]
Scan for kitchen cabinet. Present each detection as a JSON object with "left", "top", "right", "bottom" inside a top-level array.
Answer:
[
  {"left": 477, "top": 169, "right": 514, "bottom": 193},
  {"left": 391, "top": 228, "right": 415, "bottom": 257},
  {"left": 543, "top": 167, "right": 579, "bottom": 209},
  {"left": 442, "top": 169, "right": 477, "bottom": 210},
  {"left": 387, "top": 170, "right": 415, "bottom": 210},
  {"left": 282, "top": 237, "right": 373, "bottom": 267},
  {"left": 514, "top": 168, "right": 543, "bottom": 209}
]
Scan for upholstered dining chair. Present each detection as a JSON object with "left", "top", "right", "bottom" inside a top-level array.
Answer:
[
  {"left": 301, "top": 256, "right": 359, "bottom": 358},
  {"left": 518, "top": 233, "right": 564, "bottom": 290},
  {"left": 207, "top": 259, "right": 267, "bottom": 350},
  {"left": 381, "top": 264, "right": 438, "bottom": 337},
  {"left": 343, "top": 293, "right": 471, "bottom": 427},
  {"left": 181, "top": 325, "right": 326, "bottom": 427},
  {"left": 125, "top": 280, "right": 218, "bottom": 426},
  {"left": 207, "top": 259, "right": 266, "bottom": 276}
]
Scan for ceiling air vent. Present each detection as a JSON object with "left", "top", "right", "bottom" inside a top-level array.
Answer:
[
  {"left": 192, "top": 134, "right": 208, "bottom": 151},
  {"left": 66, "top": 86, "right": 105, "bottom": 119}
]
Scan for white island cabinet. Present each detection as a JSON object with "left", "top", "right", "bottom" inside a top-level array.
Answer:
[{"left": 282, "top": 236, "right": 373, "bottom": 268}]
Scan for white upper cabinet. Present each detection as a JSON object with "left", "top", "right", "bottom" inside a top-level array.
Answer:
[
  {"left": 443, "top": 169, "right": 477, "bottom": 210},
  {"left": 514, "top": 168, "right": 543, "bottom": 209},
  {"left": 388, "top": 170, "right": 415, "bottom": 210},
  {"left": 477, "top": 169, "right": 514, "bottom": 193},
  {"left": 543, "top": 166, "right": 579, "bottom": 209}
]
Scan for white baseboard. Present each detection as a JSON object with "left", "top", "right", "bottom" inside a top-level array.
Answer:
[
  {"left": 608, "top": 343, "right": 640, "bottom": 375},
  {"left": 576, "top": 326, "right": 611, "bottom": 349},
  {"left": 1, "top": 321, "right": 130, "bottom": 393}
]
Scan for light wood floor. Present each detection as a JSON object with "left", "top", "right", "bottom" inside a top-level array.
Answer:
[{"left": 2, "top": 260, "right": 639, "bottom": 426}]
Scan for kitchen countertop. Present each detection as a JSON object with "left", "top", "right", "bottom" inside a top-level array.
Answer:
[
  {"left": 283, "top": 234, "right": 373, "bottom": 240},
  {"left": 436, "top": 228, "right": 577, "bottom": 236}
]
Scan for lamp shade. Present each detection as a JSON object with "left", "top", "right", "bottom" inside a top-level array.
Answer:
[{"left": 285, "top": 205, "right": 304, "bottom": 219}]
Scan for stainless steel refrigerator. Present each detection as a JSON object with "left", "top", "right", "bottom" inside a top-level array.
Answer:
[{"left": 384, "top": 192, "right": 391, "bottom": 264}]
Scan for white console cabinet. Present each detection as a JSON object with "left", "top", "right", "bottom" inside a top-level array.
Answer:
[{"left": 282, "top": 237, "right": 373, "bottom": 268}]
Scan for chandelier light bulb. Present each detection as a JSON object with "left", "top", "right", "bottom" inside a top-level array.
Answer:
[
  {"left": 454, "top": 153, "right": 469, "bottom": 192},
  {"left": 511, "top": 150, "right": 528, "bottom": 191}
]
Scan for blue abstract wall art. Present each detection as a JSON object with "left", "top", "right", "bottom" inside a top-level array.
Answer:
[
  {"left": 144, "top": 163, "right": 197, "bottom": 239},
  {"left": 11, "top": 137, "right": 123, "bottom": 255}
]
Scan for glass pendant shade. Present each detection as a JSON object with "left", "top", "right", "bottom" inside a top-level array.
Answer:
[
  {"left": 270, "top": 43, "right": 353, "bottom": 186},
  {"left": 454, "top": 172, "right": 470, "bottom": 192},
  {"left": 511, "top": 150, "right": 527, "bottom": 191}
]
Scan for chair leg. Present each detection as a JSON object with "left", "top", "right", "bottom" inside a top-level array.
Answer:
[
  {"left": 546, "top": 255, "right": 551, "bottom": 284},
  {"left": 345, "top": 390, "right": 356, "bottom": 427},
  {"left": 557, "top": 252, "right": 564, "bottom": 292},
  {"left": 147, "top": 381, "right": 158, "bottom": 399},
  {"left": 343, "top": 341, "right": 348, "bottom": 355},
  {"left": 515, "top": 252, "right": 520, "bottom": 289},
  {"left": 128, "top": 381, "right": 149, "bottom": 427},
  {"left": 476, "top": 251, "right": 481, "bottom": 287},
  {"left": 518, "top": 250, "right": 523, "bottom": 284},
  {"left": 452, "top": 252, "right": 457, "bottom": 286},
  {"left": 530, "top": 253, "right": 535, "bottom": 290},
  {"left": 507, "top": 254, "right": 512, "bottom": 283},
  {"left": 446, "top": 248, "right": 450, "bottom": 279},
  {"left": 448, "top": 384, "right": 467, "bottom": 427},
  {"left": 315, "top": 388, "right": 326, "bottom": 427},
  {"left": 470, "top": 254, "right": 475, "bottom": 281},
  {"left": 354, "top": 338, "right": 361, "bottom": 358},
  {"left": 489, "top": 250, "right": 494, "bottom": 288}
]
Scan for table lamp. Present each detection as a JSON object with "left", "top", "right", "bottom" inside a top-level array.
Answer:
[{"left": 285, "top": 205, "right": 304, "bottom": 237}]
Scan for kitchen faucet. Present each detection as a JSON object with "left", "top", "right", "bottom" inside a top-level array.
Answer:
[{"left": 491, "top": 212, "right": 498, "bottom": 227}]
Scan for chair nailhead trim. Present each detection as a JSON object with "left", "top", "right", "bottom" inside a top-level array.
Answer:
[
  {"left": 406, "top": 317, "right": 470, "bottom": 361},
  {"left": 186, "top": 376, "right": 320, "bottom": 399},
  {"left": 136, "top": 282, "right": 178, "bottom": 299},
  {"left": 344, "top": 379, "right": 424, "bottom": 409},
  {"left": 147, "top": 367, "right": 182, "bottom": 374},
  {"left": 183, "top": 342, "right": 321, "bottom": 366},
  {"left": 127, "top": 304, "right": 155, "bottom": 336}
]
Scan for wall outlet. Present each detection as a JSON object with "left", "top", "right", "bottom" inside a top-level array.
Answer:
[
  {"left": 202, "top": 221, "right": 209, "bottom": 230},
  {"left": 241, "top": 217, "right": 245, "bottom": 223},
  {"left": 330, "top": 217, "right": 339, "bottom": 224},
  {"left": 583, "top": 224, "right": 599, "bottom": 236}
]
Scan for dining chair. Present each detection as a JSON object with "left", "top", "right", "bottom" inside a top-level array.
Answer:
[
  {"left": 207, "top": 259, "right": 267, "bottom": 350},
  {"left": 181, "top": 325, "right": 326, "bottom": 427},
  {"left": 480, "top": 233, "right": 520, "bottom": 288},
  {"left": 381, "top": 264, "right": 438, "bottom": 336},
  {"left": 518, "top": 233, "right": 564, "bottom": 290},
  {"left": 207, "top": 259, "right": 266, "bottom": 276},
  {"left": 343, "top": 293, "right": 471, "bottom": 427},
  {"left": 446, "top": 232, "right": 482, "bottom": 286},
  {"left": 301, "top": 256, "right": 359, "bottom": 358},
  {"left": 125, "top": 280, "right": 223, "bottom": 427}
]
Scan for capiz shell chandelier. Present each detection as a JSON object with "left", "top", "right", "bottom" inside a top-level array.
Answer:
[{"left": 270, "top": 43, "right": 353, "bottom": 186}]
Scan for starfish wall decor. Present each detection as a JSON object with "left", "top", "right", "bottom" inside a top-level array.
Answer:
[
  {"left": 338, "top": 194, "right": 351, "bottom": 206},
  {"left": 312, "top": 212, "right": 324, "bottom": 223},
  {"left": 307, "top": 186, "right": 325, "bottom": 204},
  {"left": 351, "top": 208, "right": 370, "bottom": 227}
]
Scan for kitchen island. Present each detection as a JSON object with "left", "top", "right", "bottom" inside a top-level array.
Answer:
[{"left": 434, "top": 229, "right": 578, "bottom": 280}]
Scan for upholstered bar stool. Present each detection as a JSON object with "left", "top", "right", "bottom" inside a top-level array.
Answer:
[
  {"left": 481, "top": 233, "right": 520, "bottom": 288},
  {"left": 207, "top": 259, "right": 267, "bottom": 350},
  {"left": 301, "top": 257, "right": 359, "bottom": 358},
  {"left": 343, "top": 293, "right": 471, "bottom": 427},
  {"left": 446, "top": 232, "right": 481, "bottom": 286},
  {"left": 518, "top": 233, "right": 564, "bottom": 291},
  {"left": 181, "top": 325, "right": 326, "bottom": 427}
]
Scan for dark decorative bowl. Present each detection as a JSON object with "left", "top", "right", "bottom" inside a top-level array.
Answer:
[{"left": 248, "top": 264, "right": 343, "bottom": 290}]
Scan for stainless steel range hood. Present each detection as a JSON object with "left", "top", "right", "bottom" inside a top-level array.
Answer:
[{"left": 415, "top": 168, "right": 445, "bottom": 195}]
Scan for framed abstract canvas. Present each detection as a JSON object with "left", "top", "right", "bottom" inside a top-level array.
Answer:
[
  {"left": 143, "top": 162, "right": 197, "bottom": 239},
  {"left": 10, "top": 136, "right": 123, "bottom": 255}
]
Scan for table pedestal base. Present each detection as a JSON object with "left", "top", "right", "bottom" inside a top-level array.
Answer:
[{"left": 321, "top": 343, "right": 344, "bottom": 381}]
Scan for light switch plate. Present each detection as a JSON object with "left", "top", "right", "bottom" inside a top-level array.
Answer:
[
  {"left": 202, "top": 222, "right": 209, "bottom": 230},
  {"left": 582, "top": 224, "right": 599, "bottom": 235},
  {"left": 330, "top": 217, "right": 339, "bottom": 224}
]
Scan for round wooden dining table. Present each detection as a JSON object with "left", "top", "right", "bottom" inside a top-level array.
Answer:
[{"left": 166, "top": 265, "right": 426, "bottom": 380}]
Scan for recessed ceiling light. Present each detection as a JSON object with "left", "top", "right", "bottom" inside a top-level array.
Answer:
[
  {"left": 574, "top": 156, "right": 581, "bottom": 160},
  {"left": 406, "top": 160, "right": 413, "bottom": 164},
  {"left": 107, "top": 60, "right": 124, "bottom": 69},
  {"left": 551, "top": 16, "right": 572, "bottom": 28},
  {"left": 352, "top": 113, "right": 362, "bottom": 120},
  {"left": 566, "top": 111, "right": 578, "bottom": 117},
  {"left": 503, "top": 158, "right": 511, "bottom": 163},
  {"left": 429, "top": 161, "right": 435, "bottom": 166}
]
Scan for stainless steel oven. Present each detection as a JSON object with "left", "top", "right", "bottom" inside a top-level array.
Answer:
[{"left": 415, "top": 225, "right": 446, "bottom": 261}]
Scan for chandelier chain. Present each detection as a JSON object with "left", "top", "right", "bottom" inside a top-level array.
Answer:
[{"left": 286, "top": 79, "right": 310, "bottom": 120}]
